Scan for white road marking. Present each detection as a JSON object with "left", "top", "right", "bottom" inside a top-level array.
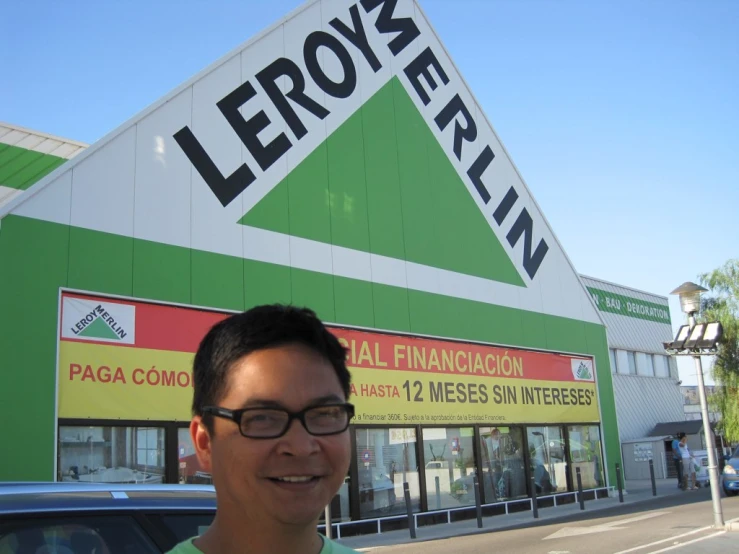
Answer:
[
  {"left": 643, "top": 531, "right": 726, "bottom": 553},
  {"left": 612, "top": 515, "right": 739, "bottom": 553},
  {"left": 543, "top": 512, "right": 669, "bottom": 540},
  {"left": 612, "top": 526, "right": 713, "bottom": 554}
]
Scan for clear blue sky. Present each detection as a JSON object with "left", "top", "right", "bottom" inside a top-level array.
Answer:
[{"left": 3, "top": 0, "right": 737, "bottom": 383}]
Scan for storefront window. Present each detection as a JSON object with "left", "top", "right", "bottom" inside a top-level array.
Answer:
[
  {"left": 58, "top": 426, "right": 164, "bottom": 483},
  {"left": 567, "top": 425, "right": 604, "bottom": 489},
  {"left": 526, "top": 426, "right": 567, "bottom": 494},
  {"left": 177, "top": 428, "right": 212, "bottom": 484},
  {"left": 356, "top": 428, "right": 419, "bottom": 519},
  {"left": 318, "top": 473, "right": 352, "bottom": 523},
  {"left": 423, "top": 427, "right": 476, "bottom": 510},
  {"left": 479, "top": 427, "right": 527, "bottom": 503}
]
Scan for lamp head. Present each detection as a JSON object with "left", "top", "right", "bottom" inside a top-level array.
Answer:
[{"left": 670, "top": 282, "right": 708, "bottom": 315}]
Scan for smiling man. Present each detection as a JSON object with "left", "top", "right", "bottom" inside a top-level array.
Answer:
[{"left": 167, "top": 304, "right": 359, "bottom": 554}]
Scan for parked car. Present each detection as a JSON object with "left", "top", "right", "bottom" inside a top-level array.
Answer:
[
  {"left": 691, "top": 449, "right": 710, "bottom": 488},
  {"left": 0, "top": 482, "right": 217, "bottom": 553},
  {"left": 722, "top": 446, "right": 739, "bottom": 497}
]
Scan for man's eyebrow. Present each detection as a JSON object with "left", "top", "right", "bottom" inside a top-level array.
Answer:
[
  {"left": 240, "top": 399, "right": 284, "bottom": 409},
  {"left": 310, "top": 394, "right": 345, "bottom": 405},
  {"left": 239, "top": 394, "right": 344, "bottom": 410}
]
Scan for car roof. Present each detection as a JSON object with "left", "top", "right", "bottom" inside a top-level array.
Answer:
[{"left": 0, "top": 482, "right": 217, "bottom": 515}]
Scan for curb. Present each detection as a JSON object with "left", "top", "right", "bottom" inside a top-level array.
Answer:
[{"left": 341, "top": 489, "right": 686, "bottom": 549}]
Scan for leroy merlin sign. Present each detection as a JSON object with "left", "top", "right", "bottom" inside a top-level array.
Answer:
[
  {"left": 587, "top": 287, "right": 671, "bottom": 324},
  {"left": 173, "top": 0, "right": 549, "bottom": 280}
]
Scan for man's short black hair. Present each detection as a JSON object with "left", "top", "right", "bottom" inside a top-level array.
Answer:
[
  {"left": 192, "top": 304, "right": 350, "bottom": 431},
  {"left": 677, "top": 432, "right": 686, "bottom": 439}
]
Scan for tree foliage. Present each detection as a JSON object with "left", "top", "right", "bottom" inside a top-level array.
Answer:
[{"left": 698, "top": 259, "right": 739, "bottom": 443}]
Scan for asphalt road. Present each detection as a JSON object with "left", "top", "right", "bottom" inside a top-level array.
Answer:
[{"left": 362, "top": 490, "right": 739, "bottom": 554}]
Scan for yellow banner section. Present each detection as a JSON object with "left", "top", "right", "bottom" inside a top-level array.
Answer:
[
  {"left": 58, "top": 341, "right": 194, "bottom": 420},
  {"left": 349, "top": 367, "right": 599, "bottom": 425},
  {"left": 59, "top": 342, "right": 599, "bottom": 425}
]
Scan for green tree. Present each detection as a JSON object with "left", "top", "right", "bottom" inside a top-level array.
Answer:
[{"left": 698, "top": 259, "right": 739, "bottom": 443}]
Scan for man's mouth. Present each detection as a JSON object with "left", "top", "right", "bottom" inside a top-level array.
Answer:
[{"left": 269, "top": 476, "right": 320, "bottom": 484}]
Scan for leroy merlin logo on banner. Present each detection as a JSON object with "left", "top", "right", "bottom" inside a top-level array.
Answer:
[
  {"left": 571, "top": 359, "right": 594, "bottom": 382},
  {"left": 61, "top": 297, "right": 136, "bottom": 345}
]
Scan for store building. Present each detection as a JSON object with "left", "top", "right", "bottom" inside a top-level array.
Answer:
[
  {"left": 580, "top": 276, "right": 685, "bottom": 479},
  {"left": 1, "top": 0, "right": 621, "bottom": 526},
  {"left": 581, "top": 275, "right": 683, "bottom": 440}
]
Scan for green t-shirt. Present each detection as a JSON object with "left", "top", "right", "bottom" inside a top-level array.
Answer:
[{"left": 166, "top": 535, "right": 359, "bottom": 554}]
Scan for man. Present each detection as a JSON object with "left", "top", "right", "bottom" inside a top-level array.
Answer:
[
  {"left": 671, "top": 432, "right": 685, "bottom": 489},
  {"left": 167, "top": 304, "right": 359, "bottom": 554},
  {"left": 677, "top": 433, "right": 698, "bottom": 491}
]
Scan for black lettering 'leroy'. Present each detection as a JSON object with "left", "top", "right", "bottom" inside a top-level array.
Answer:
[
  {"left": 303, "top": 31, "right": 357, "bottom": 99},
  {"left": 217, "top": 81, "right": 292, "bottom": 172},
  {"left": 257, "top": 58, "right": 330, "bottom": 141},
  {"left": 329, "top": 4, "right": 382, "bottom": 73}
]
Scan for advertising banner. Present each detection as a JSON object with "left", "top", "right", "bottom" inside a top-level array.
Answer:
[{"left": 57, "top": 292, "right": 600, "bottom": 424}]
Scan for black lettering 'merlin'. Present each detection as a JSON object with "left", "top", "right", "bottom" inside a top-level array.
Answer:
[
  {"left": 361, "top": 0, "right": 420, "bottom": 56},
  {"left": 434, "top": 94, "right": 477, "bottom": 162},
  {"left": 403, "top": 47, "right": 450, "bottom": 106},
  {"left": 506, "top": 209, "right": 549, "bottom": 279}
]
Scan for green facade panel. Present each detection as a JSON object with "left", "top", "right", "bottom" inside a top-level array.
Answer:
[
  {"left": 68, "top": 227, "right": 134, "bottom": 296},
  {"left": 133, "top": 239, "right": 191, "bottom": 304},
  {"left": 362, "top": 82, "right": 406, "bottom": 262},
  {"left": 290, "top": 267, "right": 336, "bottom": 323},
  {"left": 372, "top": 283, "right": 412, "bottom": 333},
  {"left": 326, "top": 113, "right": 371, "bottom": 252},
  {"left": 287, "top": 143, "right": 332, "bottom": 245},
  {"left": 333, "top": 277, "right": 375, "bottom": 329},
  {"left": 244, "top": 259, "right": 292, "bottom": 308},
  {"left": 0, "top": 217, "right": 70, "bottom": 480},
  {"left": 191, "top": 250, "right": 245, "bottom": 311}
]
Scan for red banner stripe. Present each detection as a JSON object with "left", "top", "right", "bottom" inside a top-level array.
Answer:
[{"left": 59, "top": 293, "right": 593, "bottom": 384}]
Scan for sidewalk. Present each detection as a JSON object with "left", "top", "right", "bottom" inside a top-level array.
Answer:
[{"left": 335, "top": 478, "right": 689, "bottom": 551}]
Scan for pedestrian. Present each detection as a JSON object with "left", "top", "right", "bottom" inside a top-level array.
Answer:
[
  {"left": 677, "top": 434, "right": 698, "bottom": 491},
  {"left": 166, "top": 304, "right": 360, "bottom": 554},
  {"left": 671, "top": 432, "right": 685, "bottom": 489}
]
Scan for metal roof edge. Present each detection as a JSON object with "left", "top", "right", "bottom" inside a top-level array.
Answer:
[
  {"left": 579, "top": 274, "right": 670, "bottom": 303},
  {"left": 0, "top": 121, "right": 89, "bottom": 149}
]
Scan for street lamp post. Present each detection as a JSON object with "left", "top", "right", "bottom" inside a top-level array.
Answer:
[{"left": 668, "top": 282, "right": 724, "bottom": 530}]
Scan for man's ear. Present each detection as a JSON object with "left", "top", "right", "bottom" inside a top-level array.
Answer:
[{"left": 190, "top": 416, "right": 214, "bottom": 473}]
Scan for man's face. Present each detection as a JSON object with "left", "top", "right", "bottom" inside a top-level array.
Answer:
[{"left": 191, "top": 342, "right": 351, "bottom": 526}]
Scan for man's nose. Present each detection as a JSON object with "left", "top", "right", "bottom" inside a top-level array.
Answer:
[{"left": 276, "top": 418, "right": 320, "bottom": 456}]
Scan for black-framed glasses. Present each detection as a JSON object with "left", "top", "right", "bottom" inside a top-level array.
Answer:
[{"left": 202, "top": 403, "right": 355, "bottom": 439}]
